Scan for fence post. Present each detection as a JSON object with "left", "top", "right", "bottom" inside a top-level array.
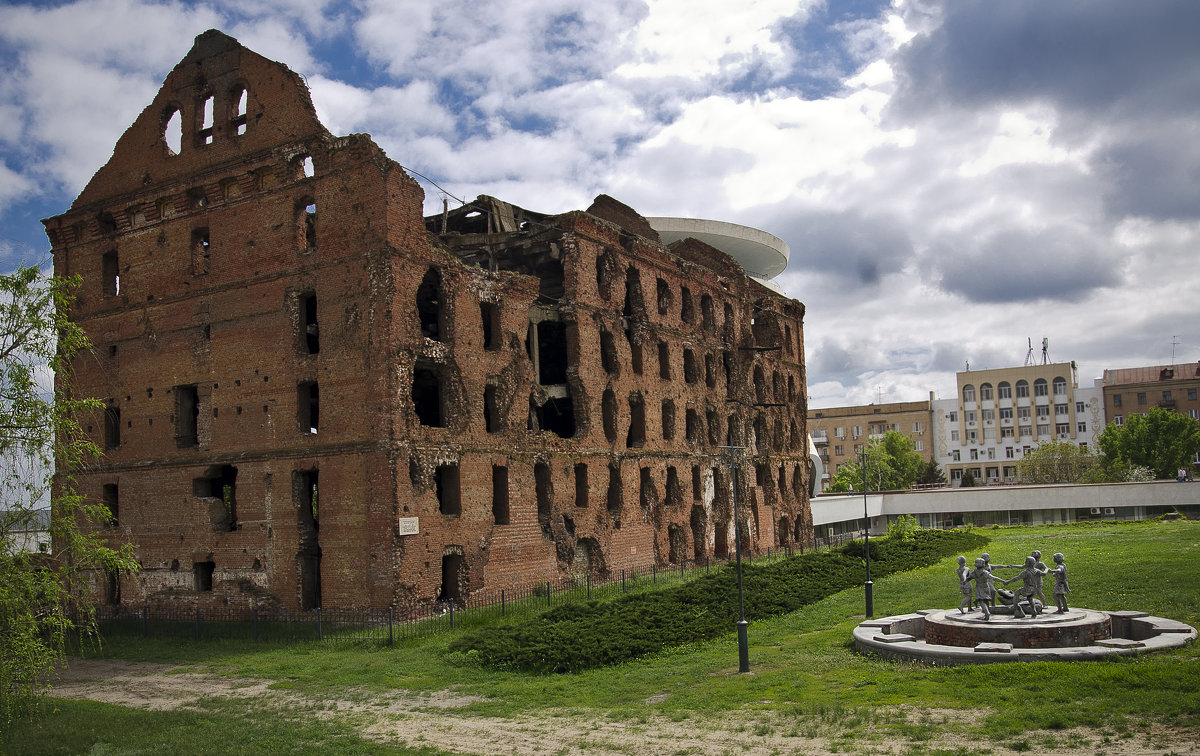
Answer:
[
  {"left": 317, "top": 607, "right": 322, "bottom": 641},
  {"left": 587, "top": 573, "right": 591, "bottom": 599},
  {"left": 546, "top": 580, "right": 551, "bottom": 607},
  {"left": 621, "top": 568, "right": 625, "bottom": 593},
  {"left": 253, "top": 607, "right": 259, "bottom": 642},
  {"left": 142, "top": 607, "right": 147, "bottom": 638},
  {"left": 652, "top": 564, "right": 656, "bottom": 584},
  {"left": 388, "top": 607, "right": 394, "bottom": 646},
  {"left": 501, "top": 589, "right": 506, "bottom": 617},
  {"left": 449, "top": 602, "right": 454, "bottom": 630},
  {"left": 194, "top": 608, "right": 200, "bottom": 642}
]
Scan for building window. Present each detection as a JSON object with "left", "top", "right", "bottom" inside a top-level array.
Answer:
[
  {"left": 104, "top": 403, "right": 121, "bottom": 449},
  {"left": 982, "top": 409, "right": 994, "bottom": 423},
  {"left": 300, "top": 292, "right": 319, "bottom": 354},
  {"left": 297, "top": 381, "right": 319, "bottom": 434},
  {"left": 913, "top": 440, "right": 923, "bottom": 451},
  {"left": 1114, "top": 415, "right": 1123, "bottom": 426},
  {"left": 492, "top": 465, "right": 509, "bottom": 524},
  {"left": 1113, "top": 394, "right": 1122, "bottom": 407},
  {"left": 1137, "top": 392, "right": 1147, "bottom": 405},
  {"left": 969, "top": 449, "right": 978, "bottom": 461},
  {"left": 834, "top": 427, "right": 844, "bottom": 438},
  {"left": 1034, "top": 379, "right": 1048, "bottom": 397},
  {"left": 1188, "top": 389, "right": 1197, "bottom": 401},
  {"left": 1078, "top": 421, "right": 1087, "bottom": 432},
  {"left": 191, "top": 228, "right": 210, "bottom": 275},
  {"left": 174, "top": 384, "right": 199, "bottom": 448},
  {"left": 997, "top": 382, "right": 1011, "bottom": 399},
  {"left": 966, "top": 411, "right": 976, "bottom": 423},
  {"left": 194, "top": 561, "right": 215, "bottom": 592},
  {"left": 102, "top": 484, "right": 119, "bottom": 527},
  {"left": 999, "top": 407, "right": 1012, "bottom": 420},
  {"left": 1015, "top": 380, "right": 1028, "bottom": 398},
  {"left": 950, "top": 430, "right": 959, "bottom": 441},
  {"left": 575, "top": 463, "right": 588, "bottom": 507},
  {"left": 980, "top": 383, "right": 993, "bottom": 401},
  {"left": 231, "top": 86, "right": 248, "bottom": 135},
  {"left": 967, "top": 430, "right": 977, "bottom": 443},
  {"left": 1053, "top": 377, "right": 1067, "bottom": 396},
  {"left": 912, "top": 421, "right": 923, "bottom": 433},
  {"left": 852, "top": 425, "right": 861, "bottom": 437},
  {"left": 436, "top": 464, "right": 461, "bottom": 516},
  {"left": 1036, "top": 406, "right": 1049, "bottom": 419},
  {"left": 417, "top": 268, "right": 443, "bottom": 341},
  {"left": 947, "top": 411, "right": 957, "bottom": 422},
  {"left": 1163, "top": 390, "right": 1173, "bottom": 401},
  {"left": 101, "top": 250, "right": 119, "bottom": 297},
  {"left": 661, "top": 399, "right": 676, "bottom": 441},
  {"left": 480, "top": 302, "right": 500, "bottom": 350},
  {"left": 1001, "top": 427, "right": 1014, "bottom": 439},
  {"left": 1056, "top": 423, "right": 1070, "bottom": 436},
  {"left": 1018, "top": 407, "right": 1031, "bottom": 420},
  {"left": 1075, "top": 401, "right": 1085, "bottom": 413},
  {"left": 962, "top": 385, "right": 976, "bottom": 402},
  {"left": 198, "top": 94, "right": 214, "bottom": 145},
  {"left": 952, "top": 450, "right": 960, "bottom": 461},
  {"left": 1190, "top": 409, "right": 1199, "bottom": 420},
  {"left": 834, "top": 445, "right": 843, "bottom": 456},
  {"left": 1005, "top": 447, "right": 1014, "bottom": 459},
  {"left": 1055, "top": 403, "right": 1068, "bottom": 415},
  {"left": 412, "top": 362, "right": 443, "bottom": 427}
]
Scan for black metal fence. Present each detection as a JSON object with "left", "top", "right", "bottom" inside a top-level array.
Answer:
[{"left": 94, "top": 542, "right": 830, "bottom": 645}]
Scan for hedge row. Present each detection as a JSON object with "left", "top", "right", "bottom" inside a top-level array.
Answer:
[{"left": 446, "top": 529, "right": 988, "bottom": 673}]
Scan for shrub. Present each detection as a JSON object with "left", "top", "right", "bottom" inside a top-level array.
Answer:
[{"left": 446, "top": 529, "right": 987, "bottom": 674}]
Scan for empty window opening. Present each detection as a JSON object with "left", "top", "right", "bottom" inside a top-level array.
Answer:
[
  {"left": 102, "top": 484, "right": 119, "bottom": 527},
  {"left": 692, "top": 465, "right": 702, "bottom": 500},
  {"left": 163, "top": 107, "right": 182, "bottom": 155},
  {"left": 297, "top": 381, "right": 320, "bottom": 434},
  {"left": 726, "top": 413, "right": 737, "bottom": 446},
  {"left": 626, "top": 393, "right": 646, "bottom": 448},
  {"left": 657, "top": 341, "right": 671, "bottom": 380},
  {"left": 600, "top": 329, "right": 619, "bottom": 376},
  {"left": 705, "top": 353, "right": 716, "bottom": 389},
  {"left": 191, "top": 228, "right": 210, "bottom": 275},
  {"left": 417, "top": 268, "right": 443, "bottom": 341},
  {"left": 706, "top": 408, "right": 720, "bottom": 446},
  {"left": 667, "top": 523, "right": 686, "bottom": 565},
  {"left": 666, "top": 466, "right": 683, "bottom": 508},
  {"left": 101, "top": 250, "right": 119, "bottom": 297},
  {"left": 194, "top": 464, "right": 238, "bottom": 531},
  {"left": 436, "top": 464, "right": 461, "bottom": 516},
  {"left": 536, "top": 320, "right": 568, "bottom": 384},
  {"left": 484, "top": 383, "right": 500, "bottom": 433},
  {"left": 535, "top": 462, "right": 553, "bottom": 537},
  {"left": 778, "top": 517, "right": 790, "bottom": 546},
  {"left": 629, "top": 336, "right": 643, "bottom": 374},
  {"left": 595, "top": 248, "right": 618, "bottom": 300},
  {"left": 412, "top": 363, "right": 443, "bottom": 427},
  {"left": 683, "top": 349, "right": 698, "bottom": 384},
  {"left": 104, "top": 403, "right": 120, "bottom": 449},
  {"left": 623, "top": 266, "right": 645, "bottom": 320},
  {"left": 574, "top": 463, "right": 588, "bottom": 507},
  {"left": 104, "top": 565, "right": 120, "bottom": 605},
  {"left": 297, "top": 198, "right": 316, "bottom": 252},
  {"left": 194, "top": 561, "right": 215, "bottom": 592},
  {"left": 602, "top": 387, "right": 618, "bottom": 443},
  {"left": 490, "top": 465, "right": 510, "bottom": 525},
  {"left": 788, "top": 375, "right": 796, "bottom": 403},
  {"left": 656, "top": 278, "right": 672, "bottom": 315},
  {"left": 681, "top": 287, "right": 695, "bottom": 324},
  {"left": 686, "top": 409, "right": 700, "bottom": 445},
  {"left": 301, "top": 292, "right": 319, "bottom": 354},
  {"left": 300, "top": 154, "right": 315, "bottom": 178},
  {"left": 778, "top": 465, "right": 788, "bottom": 496},
  {"left": 175, "top": 384, "right": 199, "bottom": 448},
  {"left": 198, "top": 95, "right": 214, "bottom": 145},
  {"left": 754, "top": 366, "right": 767, "bottom": 404},
  {"left": 607, "top": 463, "right": 622, "bottom": 528},
  {"left": 691, "top": 505, "right": 707, "bottom": 559},
  {"left": 481, "top": 302, "right": 500, "bottom": 350},
  {"left": 722, "top": 351, "right": 732, "bottom": 388},
  {"left": 439, "top": 552, "right": 465, "bottom": 604},
  {"left": 714, "top": 523, "right": 728, "bottom": 558},
  {"left": 187, "top": 186, "right": 207, "bottom": 209},
  {"left": 639, "top": 467, "right": 656, "bottom": 521},
  {"left": 530, "top": 394, "right": 576, "bottom": 439},
  {"left": 231, "top": 86, "right": 248, "bottom": 135},
  {"left": 724, "top": 302, "right": 736, "bottom": 340},
  {"left": 661, "top": 399, "right": 676, "bottom": 441},
  {"left": 295, "top": 468, "right": 321, "bottom": 610},
  {"left": 701, "top": 294, "right": 715, "bottom": 332}
]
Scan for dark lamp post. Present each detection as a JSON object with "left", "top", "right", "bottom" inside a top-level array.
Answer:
[
  {"left": 860, "top": 448, "right": 874, "bottom": 619},
  {"left": 719, "top": 445, "right": 750, "bottom": 673}
]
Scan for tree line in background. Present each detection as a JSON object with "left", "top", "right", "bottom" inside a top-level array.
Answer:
[{"left": 825, "top": 409, "right": 1200, "bottom": 493}]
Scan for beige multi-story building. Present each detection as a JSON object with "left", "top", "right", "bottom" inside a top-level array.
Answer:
[
  {"left": 1101, "top": 362, "right": 1200, "bottom": 472},
  {"left": 808, "top": 397, "right": 935, "bottom": 490},
  {"left": 934, "top": 362, "right": 1103, "bottom": 486}
]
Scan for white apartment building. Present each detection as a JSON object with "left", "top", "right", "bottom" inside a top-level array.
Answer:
[{"left": 933, "top": 362, "right": 1103, "bottom": 486}]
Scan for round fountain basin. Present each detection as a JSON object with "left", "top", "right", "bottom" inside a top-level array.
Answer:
[{"left": 924, "top": 608, "right": 1109, "bottom": 649}]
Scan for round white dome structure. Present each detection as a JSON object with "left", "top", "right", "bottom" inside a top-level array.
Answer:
[{"left": 647, "top": 217, "right": 790, "bottom": 282}]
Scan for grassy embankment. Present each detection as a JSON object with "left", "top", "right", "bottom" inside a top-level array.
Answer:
[{"left": 6, "top": 519, "right": 1199, "bottom": 755}]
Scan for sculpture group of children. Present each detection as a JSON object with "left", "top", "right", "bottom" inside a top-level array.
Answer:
[{"left": 956, "top": 550, "right": 1069, "bottom": 620}]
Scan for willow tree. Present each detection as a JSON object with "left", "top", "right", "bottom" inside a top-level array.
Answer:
[{"left": 0, "top": 266, "right": 135, "bottom": 720}]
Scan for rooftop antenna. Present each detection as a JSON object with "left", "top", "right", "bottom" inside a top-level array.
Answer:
[
  {"left": 875, "top": 386, "right": 884, "bottom": 404},
  {"left": 1171, "top": 335, "right": 1181, "bottom": 365},
  {"left": 1041, "top": 337, "right": 1050, "bottom": 365},
  {"left": 1024, "top": 337, "right": 1034, "bottom": 367}
]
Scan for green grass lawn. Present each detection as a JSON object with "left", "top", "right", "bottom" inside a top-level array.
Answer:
[{"left": 7, "top": 519, "right": 1200, "bottom": 754}]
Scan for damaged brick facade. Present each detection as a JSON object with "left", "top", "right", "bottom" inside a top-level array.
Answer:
[{"left": 45, "top": 30, "right": 812, "bottom": 611}]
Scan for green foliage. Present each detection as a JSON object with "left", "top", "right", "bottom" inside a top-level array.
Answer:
[
  {"left": 1098, "top": 407, "right": 1200, "bottom": 479},
  {"left": 885, "top": 513, "right": 920, "bottom": 542},
  {"left": 1016, "top": 440, "right": 1108, "bottom": 484},
  {"left": 959, "top": 468, "right": 977, "bottom": 487},
  {"left": 915, "top": 459, "right": 946, "bottom": 486},
  {"left": 825, "top": 430, "right": 927, "bottom": 492},
  {"left": 0, "top": 267, "right": 137, "bottom": 723},
  {"left": 447, "top": 529, "right": 987, "bottom": 673}
]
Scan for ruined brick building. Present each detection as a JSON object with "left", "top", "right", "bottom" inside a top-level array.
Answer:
[{"left": 45, "top": 30, "right": 812, "bottom": 611}]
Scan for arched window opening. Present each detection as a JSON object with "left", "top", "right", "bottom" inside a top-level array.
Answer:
[
  {"left": 962, "top": 384, "right": 976, "bottom": 402},
  {"left": 231, "top": 86, "right": 248, "bottom": 136},
  {"left": 535, "top": 462, "right": 552, "bottom": 537},
  {"left": 296, "top": 198, "right": 316, "bottom": 253},
  {"left": 198, "top": 94, "right": 214, "bottom": 145},
  {"left": 606, "top": 462, "right": 622, "bottom": 528},
  {"left": 680, "top": 287, "right": 695, "bottom": 324},
  {"left": 980, "top": 383, "right": 993, "bottom": 401},
  {"left": 626, "top": 393, "right": 646, "bottom": 448}
]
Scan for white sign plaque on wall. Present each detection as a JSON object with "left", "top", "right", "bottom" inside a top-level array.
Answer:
[{"left": 398, "top": 517, "right": 419, "bottom": 536}]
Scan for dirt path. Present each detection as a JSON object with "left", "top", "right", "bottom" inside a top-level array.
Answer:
[{"left": 52, "top": 659, "right": 1200, "bottom": 755}]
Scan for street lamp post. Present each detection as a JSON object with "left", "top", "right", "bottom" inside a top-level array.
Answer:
[
  {"left": 719, "top": 445, "right": 750, "bottom": 673},
  {"left": 860, "top": 448, "right": 873, "bottom": 618}
]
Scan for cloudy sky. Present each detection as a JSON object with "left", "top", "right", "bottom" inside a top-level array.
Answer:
[{"left": 1, "top": 0, "right": 1197, "bottom": 408}]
